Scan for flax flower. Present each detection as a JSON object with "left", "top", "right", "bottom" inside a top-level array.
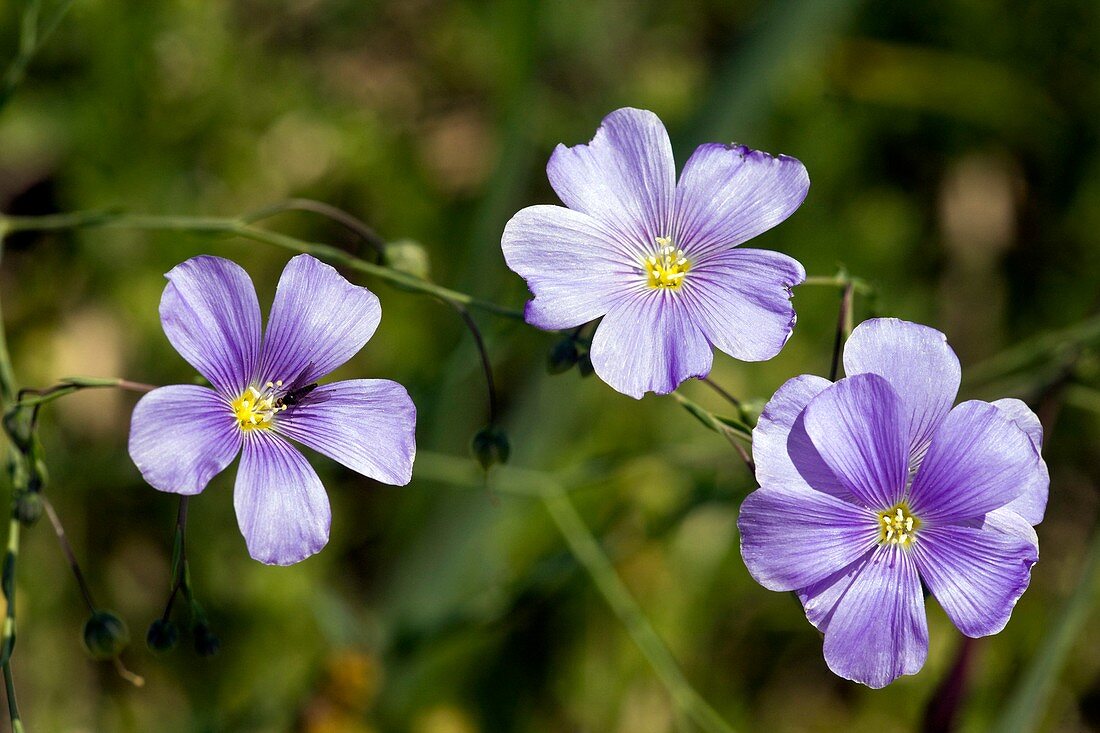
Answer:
[
  {"left": 501, "top": 107, "right": 809, "bottom": 398},
  {"left": 738, "top": 318, "right": 1047, "bottom": 687},
  {"left": 129, "top": 254, "right": 416, "bottom": 565}
]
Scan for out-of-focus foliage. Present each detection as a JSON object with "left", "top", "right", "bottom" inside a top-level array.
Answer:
[{"left": 0, "top": 0, "right": 1099, "bottom": 731}]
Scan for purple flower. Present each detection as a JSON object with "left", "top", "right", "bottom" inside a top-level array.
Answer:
[
  {"left": 501, "top": 107, "right": 809, "bottom": 398},
  {"left": 128, "top": 254, "right": 416, "bottom": 566},
  {"left": 738, "top": 318, "right": 1048, "bottom": 688}
]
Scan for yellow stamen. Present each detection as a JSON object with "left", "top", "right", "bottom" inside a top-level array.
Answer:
[
  {"left": 230, "top": 384, "right": 286, "bottom": 432},
  {"left": 879, "top": 503, "right": 921, "bottom": 547},
  {"left": 643, "top": 236, "right": 690, "bottom": 290}
]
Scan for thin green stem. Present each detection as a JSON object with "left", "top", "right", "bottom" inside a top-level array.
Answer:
[
  {"left": 40, "top": 495, "right": 95, "bottom": 612},
  {"left": 9, "top": 376, "right": 154, "bottom": 413},
  {"left": 801, "top": 273, "right": 874, "bottom": 295},
  {"left": 0, "top": 0, "right": 77, "bottom": 113},
  {"left": 670, "top": 392, "right": 755, "bottom": 472},
  {"left": 1, "top": 211, "right": 526, "bottom": 320},
  {"left": 2, "top": 660, "right": 21, "bottom": 733},
  {"left": 0, "top": 518, "right": 19, "bottom": 668},
  {"left": 241, "top": 198, "right": 386, "bottom": 260},
  {"left": 828, "top": 282, "right": 855, "bottom": 382},
  {"left": 539, "top": 484, "right": 736, "bottom": 733}
]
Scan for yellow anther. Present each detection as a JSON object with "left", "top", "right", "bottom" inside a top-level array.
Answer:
[
  {"left": 879, "top": 503, "right": 921, "bottom": 547},
  {"left": 230, "top": 383, "right": 288, "bottom": 432},
  {"left": 643, "top": 237, "right": 690, "bottom": 290}
]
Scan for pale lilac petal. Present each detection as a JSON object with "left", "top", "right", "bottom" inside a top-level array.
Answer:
[
  {"left": 802, "top": 374, "right": 909, "bottom": 510},
  {"left": 822, "top": 545, "right": 928, "bottom": 688},
  {"left": 842, "top": 318, "right": 960, "bottom": 463},
  {"left": 992, "top": 398, "right": 1049, "bottom": 525},
  {"left": 258, "top": 254, "right": 381, "bottom": 385},
  {"left": 908, "top": 401, "right": 1040, "bottom": 523},
  {"left": 911, "top": 524, "right": 1037, "bottom": 637},
  {"left": 798, "top": 553, "right": 871, "bottom": 632},
  {"left": 501, "top": 205, "right": 640, "bottom": 330},
  {"left": 738, "top": 484, "right": 877, "bottom": 591},
  {"left": 128, "top": 385, "right": 241, "bottom": 495},
  {"left": 547, "top": 108, "right": 675, "bottom": 248},
  {"left": 588, "top": 293, "right": 711, "bottom": 398},
  {"left": 233, "top": 432, "right": 331, "bottom": 565},
  {"left": 681, "top": 248, "right": 805, "bottom": 361},
  {"left": 980, "top": 508, "right": 1039, "bottom": 551},
  {"left": 752, "top": 374, "right": 832, "bottom": 491},
  {"left": 674, "top": 143, "right": 809, "bottom": 259},
  {"left": 274, "top": 379, "right": 416, "bottom": 486},
  {"left": 160, "top": 256, "right": 262, "bottom": 396}
]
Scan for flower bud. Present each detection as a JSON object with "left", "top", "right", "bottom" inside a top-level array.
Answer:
[
  {"left": 547, "top": 338, "right": 579, "bottom": 375},
  {"left": 146, "top": 618, "right": 179, "bottom": 653},
  {"left": 193, "top": 621, "right": 221, "bottom": 657},
  {"left": 13, "top": 491, "right": 42, "bottom": 527},
  {"left": 577, "top": 352, "right": 594, "bottom": 378},
  {"left": 82, "top": 611, "right": 130, "bottom": 660},
  {"left": 383, "top": 240, "right": 431, "bottom": 281},
  {"left": 471, "top": 425, "right": 510, "bottom": 470}
]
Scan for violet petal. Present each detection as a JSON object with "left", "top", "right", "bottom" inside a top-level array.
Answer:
[
  {"left": 801, "top": 373, "right": 909, "bottom": 510},
  {"left": 911, "top": 523, "right": 1037, "bottom": 637},
  {"left": 258, "top": 254, "right": 381, "bottom": 385},
  {"left": 842, "top": 318, "right": 960, "bottom": 464},
  {"left": 674, "top": 143, "right": 809, "bottom": 260},
  {"left": 233, "top": 432, "right": 331, "bottom": 566},
  {"left": 275, "top": 379, "right": 416, "bottom": 486},
  {"left": 908, "top": 400, "right": 1039, "bottom": 523},
  {"left": 681, "top": 248, "right": 805, "bottom": 362},
  {"left": 160, "top": 256, "right": 262, "bottom": 396},
  {"left": 822, "top": 545, "right": 928, "bottom": 688},
  {"left": 547, "top": 107, "right": 675, "bottom": 248},
  {"left": 128, "top": 385, "right": 241, "bottom": 495}
]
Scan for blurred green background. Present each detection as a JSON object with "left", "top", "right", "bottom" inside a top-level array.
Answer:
[{"left": 0, "top": 0, "right": 1099, "bottom": 731}]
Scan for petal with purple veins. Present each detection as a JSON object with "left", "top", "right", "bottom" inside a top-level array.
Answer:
[
  {"left": 842, "top": 318, "right": 960, "bottom": 464},
  {"left": 547, "top": 108, "right": 675, "bottom": 249},
  {"left": 588, "top": 293, "right": 711, "bottom": 399},
  {"left": 258, "top": 254, "right": 381, "bottom": 386},
  {"left": 681, "top": 248, "right": 805, "bottom": 362},
  {"left": 275, "top": 379, "right": 417, "bottom": 486},
  {"left": 160, "top": 256, "right": 262, "bottom": 396},
  {"left": 801, "top": 374, "right": 910, "bottom": 510},
  {"left": 799, "top": 552, "right": 872, "bottom": 632},
  {"left": 233, "top": 432, "right": 331, "bottom": 566},
  {"left": 992, "top": 398, "right": 1049, "bottom": 525},
  {"left": 128, "top": 385, "right": 241, "bottom": 495},
  {"left": 822, "top": 545, "right": 928, "bottom": 688},
  {"left": 501, "top": 205, "right": 641, "bottom": 330},
  {"left": 752, "top": 374, "right": 832, "bottom": 491},
  {"left": 738, "top": 483, "right": 877, "bottom": 592},
  {"left": 911, "top": 524, "right": 1037, "bottom": 637},
  {"left": 674, "top": 143, "right": 809, "bottom": 260},
  {"left": 908, "top": 400, "right": 1040, "bottom": 523}
]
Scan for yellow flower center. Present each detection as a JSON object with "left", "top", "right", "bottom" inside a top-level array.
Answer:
[
  {"left": 644, "top": 237, "right": 690, "bottom": 290},
  {"left": 879, "top": 503, "right": 921, "bottom": 547},
  {"left": 230, "top": 381, "right": 287, "bottom": 432}
]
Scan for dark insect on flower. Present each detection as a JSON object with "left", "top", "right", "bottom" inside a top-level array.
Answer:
[{"left": 275, "top": 382, "right": 318, "bottom": 409}]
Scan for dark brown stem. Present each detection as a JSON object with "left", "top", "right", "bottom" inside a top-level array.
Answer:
[
  {"left": 699, "top": 377, "right": 742, "bottom": 411},
  {"left": 828, "top": 282, "right": 855, "bottom": 382},
  {"left": 448, "top": 303, "right": 499, "bottom": 425},
  {"left": 243, "top": 198, "right": 387, "bottom": 260},
  {"left": 40, "top": 496, "right": 95, "bottom": 612}
]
